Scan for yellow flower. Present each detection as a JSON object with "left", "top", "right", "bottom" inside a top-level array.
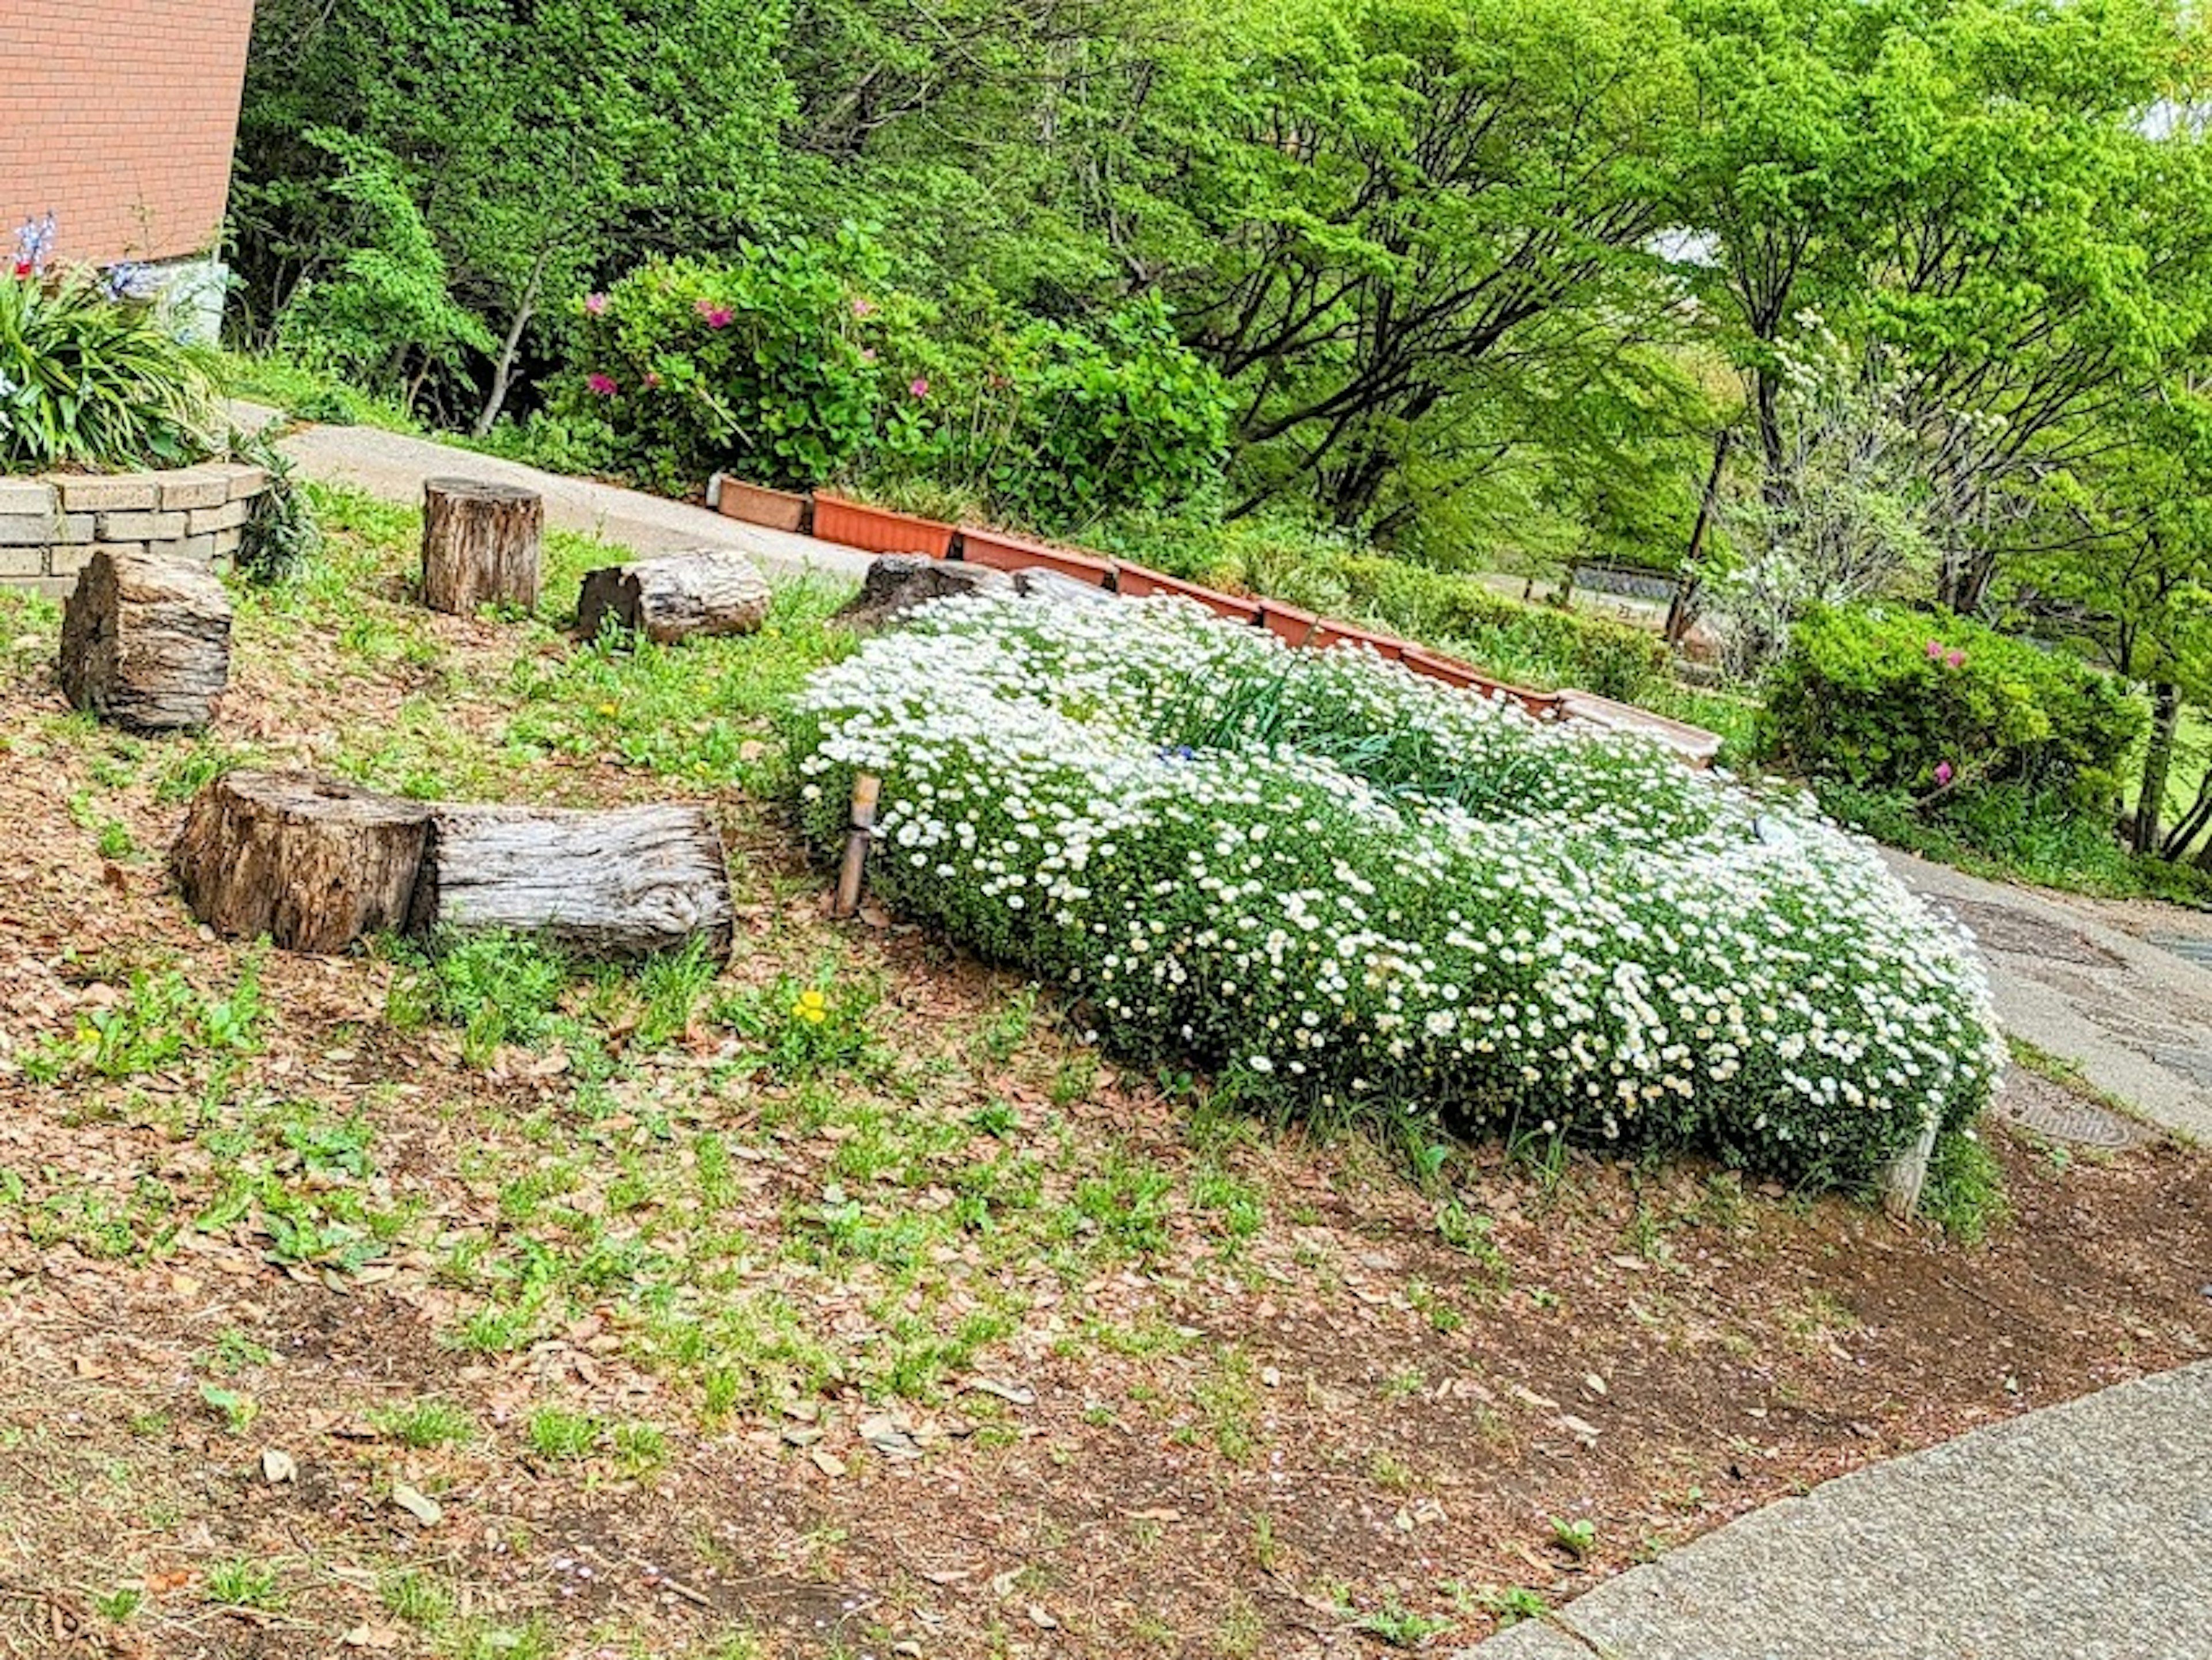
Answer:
[
  {"left": 798, "top": 988, "right": 827, "bottom": 1010},
  {"left": 796, "top": 1004, "right": 828, "bottom": 1025},
  {"left": 596, "top": 702, "right": 618, "bottom": 717}
]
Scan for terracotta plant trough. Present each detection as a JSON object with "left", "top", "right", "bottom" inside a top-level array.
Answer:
[
  {"left": 1309, "top": 619, "right": 1408, "bottom": 661},
  {"left": 710, "top": 475, "right": 810, "bottom": 535},
  {"left": 1259, "top": 598, "right": 1320, "bottom": 648},
  {"left": 810, "top": 493, "right": 956, "bottom": 558},
  {"left": 958, "top": 528, "right": 1113, "bottom": 586},
  {"left": 1112, "top": 564, "right": 1266, "bottom": 625}
]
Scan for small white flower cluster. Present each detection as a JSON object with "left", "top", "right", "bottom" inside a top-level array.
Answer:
[{"left": 789, "top": 593, "right": 2003, "bottom": 1188}]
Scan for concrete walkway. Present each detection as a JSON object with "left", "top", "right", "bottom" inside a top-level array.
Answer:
[
  {"left": 234, "top": 404, "right": 875, "bottom": 586},
  {"left": 1887, "top": 850, "right": 2212, "bottom": 1145},
  {"left": 1462, "top": 1360, "right": 2212, "bottom": 1660}
]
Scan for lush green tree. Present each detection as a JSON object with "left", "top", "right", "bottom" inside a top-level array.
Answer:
[{"left": 234, "top": 0, "right": 793, "bottom": 428}]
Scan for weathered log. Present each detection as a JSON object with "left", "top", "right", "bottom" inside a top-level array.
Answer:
[
  {"left": 421, "top": 477, "right": 542, "bottom": 615},
  {"left": 171, "top": 771, "right": 434, "bottom": 954},
  {"left": 410, "top": 802, "right": 733, "bottom": 961},
  {"left": 58, "top": 549, "right": 232, "bottom": 732},
  {"left": 834, "top": 554, "right": 1012, "bottom": 632},
  {"left": 575, "top": 551, "right": 771, "bottom": 645}
]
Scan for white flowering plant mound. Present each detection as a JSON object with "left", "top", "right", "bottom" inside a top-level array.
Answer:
[{"left": 788, "top": 594, "right": 2003, "bottom": 1192}]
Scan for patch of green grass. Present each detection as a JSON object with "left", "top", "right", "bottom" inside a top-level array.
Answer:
[
  {"left": 203, "top": 1557, "right": 286, "bottom": 1610},
  {"left": 503, "top": 578, "right": 855, "bottom": 794},
  {"left": 1921, "top": 1127, "right": 2011, "bottom": 1245},
  {"left": 1550, "top": 1515, "right": 1597, "bottom": 1559},
  {"left": 380, "top": 1568, "right": 455, "bottom": 1627},
  {"left": 1350, "top": 1596, "right": 1453, "bottom": 1648},
  {"left": 525, "top": 1407, "right": 604, "bottom": 1461},
  {"left": 22, "top": 960, "right": 263, "bottom": 1083},
  {"left": 373, "top": 1397, "right": 476, "bottom": 1449}
]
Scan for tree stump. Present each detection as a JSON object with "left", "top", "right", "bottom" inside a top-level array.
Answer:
[
  {"left": 575, "top": 551, "right": 771, "bottom": 645},
  {"left": 58, "top": 549, "right": 232, "bottom": 732},
  {"left": 421, "top": 477, "right": 543, "bottom": 615},
  {"left": 833, "top": 555, "right": 1012, "bottom": 631},
  {"left": 410, "top": 802, "right": 733, "bottom": 961},
  {"left": 171, "top": 771, "right": 434, "bottom": 954}
]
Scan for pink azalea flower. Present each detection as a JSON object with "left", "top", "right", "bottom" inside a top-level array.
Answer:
[
  {"left": 586, "top": 373, "right": 619, "bottom": 397},
  {"left": 851, "top": 297, "right": 877, "bottom": 319},
  {"left": 859, "top": 347, "right": 877, "bottom": 364},
  {"left": 643, "top": 371, "right": 662, "bottom": 389},
  {"left": 585, "top": 292, "right": 607, "bottom": 315},
  {"left": 694, "top": 298, "right": 734, "bottom": 328},
  {"left": 910, "top": 377, "right": 930, "bottom": 400},
  {"left": 1934, "top": 760, "right": 1955, "bottom": 787},
  {"left": 1926, "top": 638, "right": 1945, "bottom": 660},
  {"left": 1946, "top": 647, "right": 1965, "bottom": 669}
]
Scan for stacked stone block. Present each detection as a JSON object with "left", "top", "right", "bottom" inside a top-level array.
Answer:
[{"left": 0, "top": 463, "right": 268, "bottom": 598}]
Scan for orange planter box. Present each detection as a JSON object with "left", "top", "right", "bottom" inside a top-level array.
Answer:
[
  {"left": 810, "top": 493, "right": 955, "bottom": 558},
  {"left": 1259, "top": 599, "right": 1320, "bottom": 647},
  {"left": 711, "top": 475, "right": 810, "bottom": 534},
  {"left": 1309, "top": 619, "right": 1408, "bottom": 661},
  {"left": 958, "top": 528, "right": 1114, "bottom": 586},
  {"left": 1113, "top": 564, "right": 1266, "bottom": 624}
]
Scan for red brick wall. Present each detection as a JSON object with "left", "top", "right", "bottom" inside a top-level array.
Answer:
[{"left": 0, "top": 2, "right": 256, "bottom": 267}]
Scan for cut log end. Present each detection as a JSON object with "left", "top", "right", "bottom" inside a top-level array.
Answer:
[
  {"left": 575, "top": 551, "right": 771, "bottom": 645},
  {"left": 421, "top": 476, "right": 544, "bottom": 616},
  {"left": 172, "top": 771, "right": 433, "bottom": 955},
  {"left": 59, "top": 549, "right": 233, "bottom": 732},
  {"left": 411, "top": 802, "right": 733, "bottom": 962}
]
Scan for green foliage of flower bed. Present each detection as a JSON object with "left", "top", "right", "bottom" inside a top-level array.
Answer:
[
  {"left": 1090, "top": 512, "right": 1671, "bottom": 701},
  {"left": 0, "top": 273, "right": 219, "bottom": 473},
  {"left": 1760, "top": 605, "right": 2144, "bottom": 806},
  {"left": 787, "top": 597, "right": 2001, "bottom": 1192}
]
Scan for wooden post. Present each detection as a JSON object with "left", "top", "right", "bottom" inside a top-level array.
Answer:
[
  {"left": 421, "top": 477, "right": 543, "bottom": 615},
  {"left": 1881, "top": 1113, "right": 1942, "bottom": 1223},
  {"left": 58, "top": 549, "right": 233, "bottom": 732},
  {"left": 832, "top": 774, "right": 881, "bottom": 920}
]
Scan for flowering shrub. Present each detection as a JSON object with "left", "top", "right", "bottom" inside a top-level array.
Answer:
[
  {"left": 558, "top": 236, "right": 893, "bottom": 492},
  {"left": 1761, "top": 605, "right": 2142, "bottom": 806},
  {"left": 789, "top": 597, "right": 2003, "bottom": 1191},
  {"left": 0, "top": 222, "right": 219, "bottom": 473}
]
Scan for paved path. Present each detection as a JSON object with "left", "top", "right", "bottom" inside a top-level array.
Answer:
[
  {"left": 1887, "top": 850, "right": 2212, "bottom": 1145},
  {"left": 234, "top": 404, "right": 875, "bottom": 586},
  {"left": 1461, "top": 1360, "right": 2212, "bottom": 1660}
]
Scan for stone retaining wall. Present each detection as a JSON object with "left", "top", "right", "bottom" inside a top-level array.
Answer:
[{"left": 0, "top": 462, "right": 269, "bottom": 598}]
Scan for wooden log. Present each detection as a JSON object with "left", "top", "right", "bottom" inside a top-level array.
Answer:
[
  {"left": 1881, "top": 1113, "right": 1942, "bottom": 1223},
  {"left": 58, "top": 549, "right": 232, "bottom": 732},
  {"left": 410, "top": 802, "right": 733, "bottom": 961},
  {"left": 171, "top": 771, "right": 434, "bottom": 954},
  {"left": 575, "top": 551, "right": 771, "bottom": 645},
  {"left": 421, "top": 477, "right": 543, "bottom": 615}
]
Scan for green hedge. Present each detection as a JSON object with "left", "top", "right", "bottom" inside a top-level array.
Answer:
[{"left": 1760, "top": 605, "right": 2143, "bottom": 806}]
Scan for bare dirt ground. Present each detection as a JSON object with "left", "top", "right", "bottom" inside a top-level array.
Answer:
[{"left": 0, "top": 493, "right": 2205, "bottom": 1659}]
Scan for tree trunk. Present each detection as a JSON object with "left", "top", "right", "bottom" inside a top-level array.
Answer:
[
  {"left": 410, "top": 802, "right": 733, "bottom": 962},
  {"left": 171, "top": 771, "right": 434, "bottom": 954},
  {"left": 58, "top": 549, "right": 233, "bottom": 732},
  {"left": 2134, "top": 681, "right": 2182, "bottom": 856},
  {"left": 1667, "top": 429, "right": 1733, "bottom": 647},
  {"left": 421, "top": 478, "right": 543, "bottom": 615},
  {"left": 471, "top": 257, "right": 545, "bottom": 438},
  {"left": 575, "top": 552, "right": 771, "bottom": 645}
]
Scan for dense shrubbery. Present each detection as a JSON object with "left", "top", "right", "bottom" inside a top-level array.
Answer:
[
  {"left": 0, "top": 271, "right": 219, "bottom": 473},
  {"left": 555, "top": 238, "right": 1228, "bottom": 521},
  {"left": 556, "top": 239, "right": 892, "bottom": 493},
  {"left": 789, "top": 595, "right": 2001, "bottom": 1191},
  {"left": 870, "top": 295, "right": 1230, "bottom": 532},
  {"left": 1761, "top": 605, "right": 2144, "bottom": 807}
]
